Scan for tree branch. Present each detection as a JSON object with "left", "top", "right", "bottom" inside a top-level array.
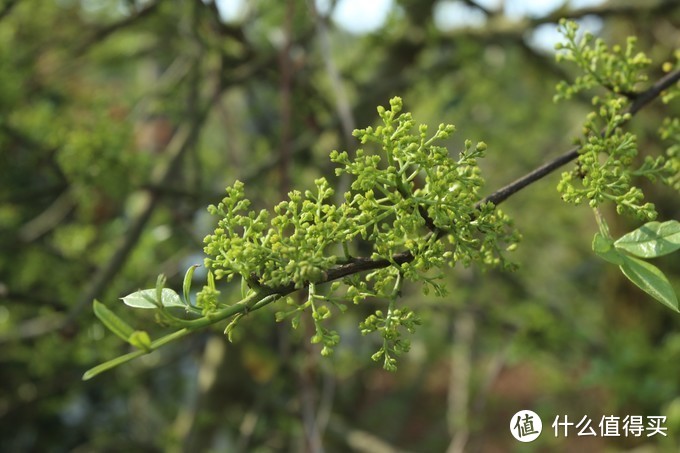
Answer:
[
  {"left": 530, "top": 0, "right": 680, "bottom": 26},
  {"left": 480, "top": 68, "right": 680, "bottom": 207},
  {"left": 438, "top": 1, "right": 680, "bottom": 43},
  {"left": 254, "top": 67, "right": 680, "bottom": 298},
  {"left": 200, "top": 68, "right": 680, "bottom": 316},
  {"left": 83, "top": 67, "right": 679, "bottom": 377},
  {"left": 74, "top": 1, "right": 161, "bottom": 57},
  {"left": 460, "top": 0, "right": 494, "bottom": 17}
]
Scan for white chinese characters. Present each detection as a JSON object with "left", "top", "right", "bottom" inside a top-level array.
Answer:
[{"left": 551, "top": 415, "right": 667, "bottom": 437}]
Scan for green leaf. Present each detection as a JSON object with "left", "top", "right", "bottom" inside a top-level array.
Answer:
[
  {"left": 619, "top": 255, "right": 679, "bottom": 312},
  {"left": 93, "top": 299, "right": 135, "bottom": 342},
  {"left": 224, "top": 313, "right": 244, "bottom": 342},
  {"left": 83, "top": 328, "right": 190, "bottom": 380},
  {"left": 614, "top": 220, "right": 680, "bottom": 258},
  {"left": 128, "top": 330, "right": 152, "bottom": 352},
  {"left": 207, "top": 269, "right": 216, "bottom": 290},
  {"left": 121, "top": 288, "right": 185, "bottom": 309},
  {"left": 183, "top": 264, "right": 200, "bottom": 305},
  {"left": 82, "top": 349, "right": 146, "bottom": 381},
  {"left": 592, "top": 233, "right": 624, "bottom": 265}
]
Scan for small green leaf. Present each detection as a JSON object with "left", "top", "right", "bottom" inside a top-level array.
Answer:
[
  {"left": 592, "top": 233, "right": 624, "bottom": 265},
  {"left": 224, "top": 313, "right": 244, "bottom": 342},
  {"left": 128, "top": 330, "right": 152, "bottom": 352},
  {"left": 93, "top": 300, "right": 135, "bottom": 342},
  {"left": 183, "top": 264, "right": 200, "bottom": 305},
  {"left": 207, "top": 270, "right": 216, "bottom": 290},
  {"left": 615, "top": 220, "right": 680, "bottom": 258},
  {"left": 122, "top": 288, "right": 185, "bottom": 309},
  {"left": 619, "top": 255, "right": 679, "bottom": 312}
]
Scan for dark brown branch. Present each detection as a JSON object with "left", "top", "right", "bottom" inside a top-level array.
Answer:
[
  {"left": 460, "top": 0, "right": 494, "bottom": 17},
  {"left": 480, "top": 68, "right": 680, "bottom": 207},
  {"left": 628, "top": 69, "right": 680, "bottom": 115},
  {"left": 74, "top": 1, "right": 161, "bottom": 57},
  {"left": 269, "top": 251, "right": 414, "bottom": 296},
  {"left": 439, "top": 1, "right": 680, "bottom": 43},
  {"left": 530, "top": 0, "right": 680, "bottom": 26},
  {"left": 479, "top": 145, "right": 580, "bottom": 207}
]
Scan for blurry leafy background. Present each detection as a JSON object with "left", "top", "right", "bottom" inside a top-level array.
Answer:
[{"left": 0, "top": 0, "right": 679, "bottom": 451}]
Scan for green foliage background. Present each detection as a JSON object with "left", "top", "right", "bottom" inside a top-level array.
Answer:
[{"left": 0, "top": 0, "right": 679, "bottom": 451}]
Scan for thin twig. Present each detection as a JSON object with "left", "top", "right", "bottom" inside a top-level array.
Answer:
[
  {"left": 74, "top": 1, "right": 161, "bottom": 57},
  {"left": 437, "top": 1, "right": 680, "bottom": 42},
  {"left": 479, "top": 68, "right": 680, "bottom": 207},
  {"left": 460, "top": 0, "right": 493, "bottom": 16},
  {"left": 18, "top": 189, "right": 75, "bottom": 242},
  {"left": 479, "top": 145, "right": 580, "bottom": 207},
  {"left": 530, "top": 0, "right": 680, "bottom": 27}
]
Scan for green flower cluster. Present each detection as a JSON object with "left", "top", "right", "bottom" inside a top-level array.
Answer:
[
  {"left": 332, "top": 98, "right": 519, "bottom": 273},
  {"left": 202, "top": 97, "right": 519, "bottom": 367},
  {"left": 204, "top": 97, "right": 517, "bottom": 289},
  {"left": 554, "top": 19, "right": 650, "bottom": 100},
  {"left": 554, "top": 19, "right": 673, "bottom": 220},
  {"left": 204, "top": 177, "right": 339, "bottom": 289},
  {"left": 659, "top": 117, "right": 680, "bottom": 192}
]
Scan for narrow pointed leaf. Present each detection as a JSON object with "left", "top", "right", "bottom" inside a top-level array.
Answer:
[
  {"left": 83, "top": 329, "right": 190, "bottom": 380},
  {"left": 183, "top": 264, "right": 200, "bottom": 305},
  {"left": 93, "top": 300, "right": 135, "bottom": 341},
  {"left": 614, "top": 220, "right": 680, "bottom": 258},
  {"left": 82, "top": 349, "right": 146, "bottom": 381},
  {"left": 207, "top": 269, "right": 216, "bottom": 290},
  {"left": 122, "top": 288, "right": 184, "bottom": 309},
  {"left": 224, "top": 313, "right": 244, "bottom": 343},
  {"left": 619, "top": 255, "right": 679, "bottom": 312}
]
